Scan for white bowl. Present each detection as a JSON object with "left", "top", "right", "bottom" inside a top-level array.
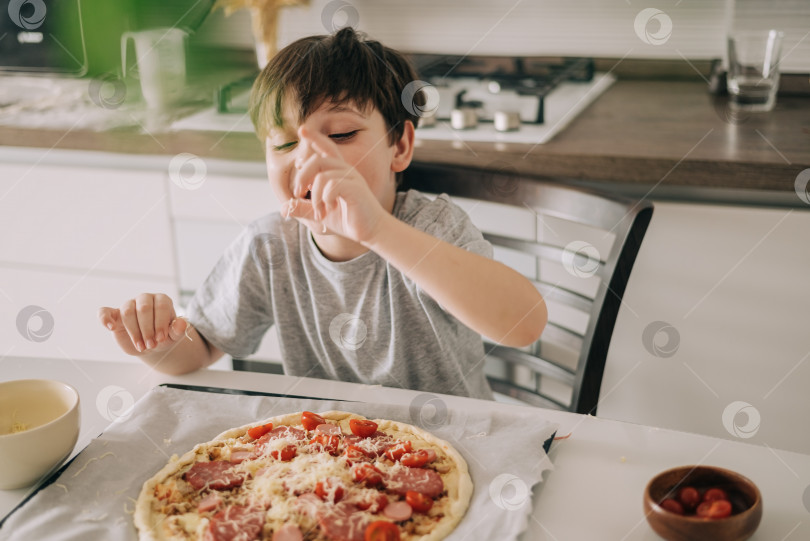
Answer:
[{"left": 0, "top": 379, "right": 80, "bottom": 490}]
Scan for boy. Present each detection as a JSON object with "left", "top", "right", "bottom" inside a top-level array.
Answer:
[{"left": 98, "top": 28, "right": 547, "bottom": 400}]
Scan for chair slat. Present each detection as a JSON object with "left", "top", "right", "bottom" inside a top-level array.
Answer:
[
  {"left": 485, "top": 344, "right": 576, "bottom": 385},
  {"left": 484, "top": 233, "right": 607, "bottom": 280},
  {"left": 488, "top": 378, "right": 569, "bottom": 410}
]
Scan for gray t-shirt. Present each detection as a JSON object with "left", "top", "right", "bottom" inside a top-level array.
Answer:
[{"left": 186, "top": 189, "right": 494, "bottom": 400}]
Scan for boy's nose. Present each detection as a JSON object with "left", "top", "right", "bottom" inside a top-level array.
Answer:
[{"left": 292, "top": 134, "right": 317, "bottom": 169}]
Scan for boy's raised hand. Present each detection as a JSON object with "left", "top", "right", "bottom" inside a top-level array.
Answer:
[
  {"left": 98, "top": 293, "right": 188, "bottom": 357},
  {"left": 283, "top": 126, "right": 386, "bottom": 244}
]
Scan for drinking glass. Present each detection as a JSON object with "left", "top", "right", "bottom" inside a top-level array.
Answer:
[{"left": 727, "top": 29, "right": 784, "bottom": 112}]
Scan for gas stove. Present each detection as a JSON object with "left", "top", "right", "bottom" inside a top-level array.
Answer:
[
  {"left": 408, "top": 54, "right": 614, "bottom": 145},
  {"left": 170, "top": 55, "right": 614, "bottom": 145}
]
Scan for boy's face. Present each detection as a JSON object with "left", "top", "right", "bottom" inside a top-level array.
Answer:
[{"left": 264, "top": 97, "right": 411, "bottom": 235}]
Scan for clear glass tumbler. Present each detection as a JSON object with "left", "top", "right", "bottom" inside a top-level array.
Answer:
[{"left": 727, "top": 29, "right": 784, "bottom": 112}]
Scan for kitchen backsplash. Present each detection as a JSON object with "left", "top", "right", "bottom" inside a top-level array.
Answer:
[{"left": 193, "top": 0, "right": 809, "bottom": 73}]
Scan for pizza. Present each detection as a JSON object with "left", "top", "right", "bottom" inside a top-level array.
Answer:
[{"left": 134, "top": 410, "right": 473, "bottom": 541}]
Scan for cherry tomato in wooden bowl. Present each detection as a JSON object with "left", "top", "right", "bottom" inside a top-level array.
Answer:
[{"left": 643, "top": 465, "right": 762, "bottom": 541}]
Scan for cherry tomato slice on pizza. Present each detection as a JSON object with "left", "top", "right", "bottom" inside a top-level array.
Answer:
[
  {"left": 400, "top": 449, "right": 432, "bottom": 468},
  {"left": 301, "top": 411, "right": 326, "bottom": 431},
  {"left": 365, "top": 521, "right": 401, "bottom": 541},
  {"left": 405, "top": 491, "right": 433, "bottom": 513},
  {"left": 344, "top": 444, "right": 371, "bottom": 463},
  {"left": 350, "top": 418, "right": 379, "bottom": 438},
  {"left": 247, "top": 422, "right": 274, "bottom": 440},
  {"left": 385, "top": 441, "right": 412, "bottom": 462},
  {"left": 352, "top": 463, "right": 384, "bottom": 486},
  {"left": 270, "top": 444, "right": 297, "bottom": 461},
  {"left": 315, "top": 479, "right": 344, "bottom": 503},
  {"left": 311, "top": 433, "right": 341, "bottom": 456}
]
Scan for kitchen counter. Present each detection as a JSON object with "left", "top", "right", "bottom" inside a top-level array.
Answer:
[{"left": 1, "top": 79, "right": 808, "bottom": 199}]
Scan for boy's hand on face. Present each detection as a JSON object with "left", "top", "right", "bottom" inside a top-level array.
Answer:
[{"left": 283, "top": 126, "right": 386, "bottom": 244}]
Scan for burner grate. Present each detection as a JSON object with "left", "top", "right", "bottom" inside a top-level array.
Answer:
[{"left": 409, "top": 55, "right": 595, "bottom": 124}]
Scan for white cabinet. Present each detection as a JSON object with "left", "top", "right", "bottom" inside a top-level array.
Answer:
[
  {"left": 599, "top": 202, "right": 810, "bottom": 454},
  {"left": 0, "top": 152, "right": 178, "bottom": 363},
  {"left": 0, "top": 162, "right": 174, "bottom": 277},
  {"left": 0, "top": 267, "right": 176, "bottom": 362}
]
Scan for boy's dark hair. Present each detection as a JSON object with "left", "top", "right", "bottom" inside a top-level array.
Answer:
[{"left": 249, "top": 28, "right": 422, "bottom": 146}]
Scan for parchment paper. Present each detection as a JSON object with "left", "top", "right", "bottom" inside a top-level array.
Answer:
[{"left": 0, "top": 386, "right": 557, "bottom": 541}]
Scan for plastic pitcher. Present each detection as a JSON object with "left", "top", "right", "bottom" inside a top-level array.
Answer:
[{"left": 121, "top": 27, "right": 187, "bottom": 109}]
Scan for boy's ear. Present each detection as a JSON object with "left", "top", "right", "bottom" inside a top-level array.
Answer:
[{"left": 391, "top": 120, "right": 416, "bottom": 173}]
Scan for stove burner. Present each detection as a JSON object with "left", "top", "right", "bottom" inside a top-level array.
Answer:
[{"left": 409, "top": 55, "right": 595, "bottom": 124}]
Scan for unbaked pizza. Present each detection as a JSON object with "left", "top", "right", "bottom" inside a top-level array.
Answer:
[{"left": 134, "top": 410, "right": 473, "bottom": 541}]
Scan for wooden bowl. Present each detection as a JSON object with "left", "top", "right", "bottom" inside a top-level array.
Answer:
[{"left": 643, "top": 465, "right": 762, "bottom": 541}]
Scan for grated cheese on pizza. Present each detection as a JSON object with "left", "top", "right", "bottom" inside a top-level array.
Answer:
[{"left": 134, "top": 411, "right": 472, "bottom": 541}]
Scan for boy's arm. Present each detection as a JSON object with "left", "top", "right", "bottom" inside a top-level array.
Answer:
[
  {"left": 365, "top": 213, "right": 548, "bottom": 347},
  {"left": 134, "top": 323, "right": 225, "bottom": 375}
]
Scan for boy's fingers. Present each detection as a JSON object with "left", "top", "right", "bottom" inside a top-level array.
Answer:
[
  {"left": 309, "top": 171, "right": 329, "bottom": 221},
  {"left": 167, "top": 317, "right": 188, "bottom": 342},
  {"left": 321, "top": 179, "right": 342, "bottom": 214},
  {"left": 298, "top": 125, "right": 341, "bottom": 159},
  {"left": 153, "top": 293, "right": 175, "bottom": 343},
  {"left": 135, "top": 293, "right": 157, "bottom": 350},
  {"left": 97, "top": 307, "right": 120, "bottom": 331},
  {"left": 283, "top": 199, "right": 316, "bottom": 221},
  {"left": 295, "top": 155, "right": 344, "bottom": 198},
  {"left": 119, "top": 299, "right": 144, "bottom": 352}
]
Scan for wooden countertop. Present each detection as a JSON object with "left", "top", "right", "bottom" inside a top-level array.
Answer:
[{"left": 2, "top": 80, "right": 808, "bottom": 194}]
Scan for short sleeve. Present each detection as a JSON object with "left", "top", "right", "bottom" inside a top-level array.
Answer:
[
  {"left": 400, "top": 191, "right": 493, "bottom": 260},
  {"left": 184, "top": 219, "right": 276, "bottom": 358}
]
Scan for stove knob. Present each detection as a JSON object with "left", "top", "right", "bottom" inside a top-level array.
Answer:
[
  {"left": 451, "top": 108, "right": 478, "bottom": 130},
  {"left": 494, "top": 111, "right": 521, "bottom": 132}
]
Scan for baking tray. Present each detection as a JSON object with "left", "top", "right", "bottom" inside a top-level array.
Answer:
[{"left": 1, "top": 384, "right": 555, "bottom": 528}]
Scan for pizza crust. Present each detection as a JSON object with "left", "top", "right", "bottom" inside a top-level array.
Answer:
[{"left": 135, "top": 410, "right": 473, "bottom": 541}]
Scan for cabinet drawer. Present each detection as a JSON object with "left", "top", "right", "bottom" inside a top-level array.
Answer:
[
  {"left": 0, "top": 265, "right": 177, "bottom": 362},
  {"left": 0, "top": 163, "right": 174, "bottom": 278},
  {"left": 169, "top": 173, "right": 277, "bottom": 222}
]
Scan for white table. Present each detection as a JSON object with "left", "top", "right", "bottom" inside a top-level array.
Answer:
[{"left": 2, "top": 356, "right": 809, "bottom": 540}]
